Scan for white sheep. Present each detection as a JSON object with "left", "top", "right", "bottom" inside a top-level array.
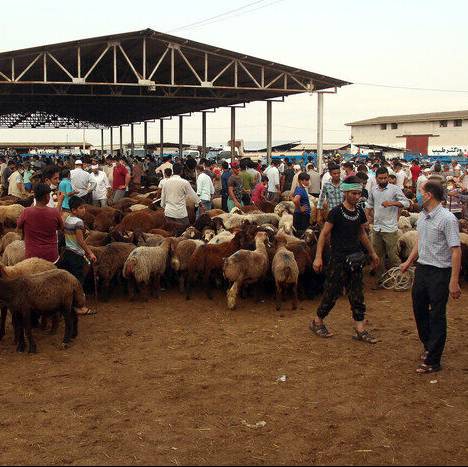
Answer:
[
  {"left": 0, "top": 232, "right": 21, "bottom": 254},
  {"left": 2, "top": 240, "right": 25, "bottom": 266},
  {"left": 123, "top": 238, "right": 171, "bottom": 300},
  {"left": 397, "top": 230, "right": 419, "bottom": 262},
  {"left": 209, "top": 231, "right": 235, "bottom": 245},
  {"left": 223, "top": 231, "right": 270, "bottom": 310},
  {"left": 398, "top": 216, "right": 413, "bottom": 234},
  {"left": 129, "top": 204, "right": 150, "bottom": 212},
  {"left": 0, "top": 205, "right": 25, "bottom": 226},
  {"left": 215, "top": 213, "right": 280, "bottom": 231},
  {"left": 278, "top": 211, "right": 294, "bottom": 235},
  {"left": 274, "top": 201, "right": 295, "bottom": 217}
]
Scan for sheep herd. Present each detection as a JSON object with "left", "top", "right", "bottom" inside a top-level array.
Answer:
[{"left": 0, "top": 190, "right": 467, "bottom": 354}]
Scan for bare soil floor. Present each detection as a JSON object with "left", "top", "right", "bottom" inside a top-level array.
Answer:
[{"left": 0, "top": 280, "right": 467, "bottom": 466}]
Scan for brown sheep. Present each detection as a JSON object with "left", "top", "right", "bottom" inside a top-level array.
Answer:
[
  {"left": 272, "top": 238, "right": 300, "bottom": 311},
  {"left": 186, "top": 229, "right": 249, "bottom": 300},
  {"left": 0, "top": 268, "right": 85, "bottom": 353},
  {"left": 115, "top": 209, "right": 166, "bottom": 234},
  {"left": 148, "top": 229, "right": 172, "bottom": 237},
  {"left": 0, "top": 231, "right": 22, "bottom": 255},
  {"left": 89, "top": 242, "right": 136, "bottom": 300},
  {"left": 85, "top": 230, "right": 112, "bottom": 247},
  {"left": 93, "top": 209, "right": 123, "bottom": 233},
  {"left": 171, "top": 239, "right": 204, "bottom": 293}
]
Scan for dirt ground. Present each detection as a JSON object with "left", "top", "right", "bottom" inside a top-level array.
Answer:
[{"left": 0, "top": 279, "right": 467, "bottom": 466}]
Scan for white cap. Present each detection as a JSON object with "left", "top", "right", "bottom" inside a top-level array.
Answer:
[{"left": 75, "top": 160, "right": 83, "bottom": 165}]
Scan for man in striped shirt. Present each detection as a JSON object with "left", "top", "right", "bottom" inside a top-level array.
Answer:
[
  {"left": 317, "top": 164, "right": 342, "bottom": 224},
  {"left": 401, "top": 181, "right": 462, "bottom": 375}
]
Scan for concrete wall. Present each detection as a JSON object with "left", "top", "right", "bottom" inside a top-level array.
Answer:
[{"left": 351, "top": 118, "right": 468, "bottom": 155}]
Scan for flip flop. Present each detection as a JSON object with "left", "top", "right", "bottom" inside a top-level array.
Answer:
[
  {"left": 416, "top": 364, "right": 441, "bottom": 375},
  {"left": 77, "top": 308, "right": 97, "bottom": 316}
]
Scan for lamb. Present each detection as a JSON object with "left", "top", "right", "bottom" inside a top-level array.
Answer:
[
  {"left": 208, "top": 231, "right": 235, "bottom": 245},
  {"left": 115, "top": 209, "right": 166, "bottom": 234},
  {"left": 397, "top": 230, "right": 419, "bottom": 262},
  {"left": 223, "top": 231, "right": 270, "bottom": 310},
  {"left": 89, "top": 242, "right": 136, "bottom": 300},
  {"left": 271, "top": 238, "right": 300, "bottom": 311},
  {"left": 129, "top": 204, "right": 150, "bottom": 212},
  {"left": 135, "top": 232, "right": 166, "bottom": 247},
  {"left": 93, "top": 209, "right": 123, "bottom": 233},
  {"left": 171, "top": 239, "right": 204, "bottom": 293},
  {"left": 0, "top": 268, "right": 85, "bottom": 353},
  {"left": 214, "top": 213, "right": 280, "bottom": 231},
  {"left": 0, "top": 231, "right": 21, "bottom": 254},
  {"left": 123, "top": 238, "right": 172, "bottom": 300},
  {"left": 274, "top": 201, "right": 295, "bottom": 217},
  {"left": 0, "top": 205, "right": 25, "bottom": 227},
  {"left": 398, "top": 216, "right": 413, "bottom": 234},
  {"left": 202, "top": 228, "right": 216, "bottom": 243},
  {"left": 85, "top": 230, "right": 112, "bottom": 247},
  {"left": 2, "top": 240, "right": 25, "bottom": 266}
]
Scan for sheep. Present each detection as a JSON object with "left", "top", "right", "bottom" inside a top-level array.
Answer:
[
  {"left": 202, "top": 227, "right": 216, "bottom": 243},
  {"left": 186, "top": 228, "right": 252, "bottom": 300},
  {"left": 115, "top": 209, "right": 166, "bottom": 234},
  {"left": 129, "top": 204, "right": 150, "bottom": 212},
  {"left": 89, "top": 242, "right": 136, "bottom": 300},
  {"left": 85, "top": 230, "right": 112, "bottom": 247},
  {"left": 2, "top": 240, "right": 25, "bottom": 266},
  {"left": 223, "top": 231, "right": 270, "bottom": 310},
  {"left": 0, "top": 268, "right": 85, "bottom": 353},
  {"left": 278, "top": 211, "right": 294, "bottom": 235},
  {"left": 0, "top": 231, "right": 21, "bottom": 254},
  {"left": 212, "top": 198, "right": 222, "bottom": 210},
  {"left": 123, "top": 238, "right": 172, "bottom": 300},
  {"left": 0, "top": 205, "right": 25, "bottom": 227},
  {"left": 398, "top": 216, "right": 413, "bottom": 234},
  {"left": 208, "top": 231, "right": 235, "bottom": 245},
  {"left": 0, "top": 258, "right": 57, "bottom": 341},
  {"left": 214, "top": 213, "right": 280, "bottom": 231},
  {"left": 148, "top": 229, "right": 172, "bottom": 237},
  {"left": 206, "top": 209, "right": 225, "bottom": 218},
  {"left": 397, "top": 230, "right": 419, "bottom": 262},
  {"left": 0, "top": 257, "right": 56, "bottom": 279},
  {"left": 272, "top": 238, "right": 300, "bottom": 311},
  {"left": 135, "top": 232, "right": 166, "bottom": 247},
  {"left": 274, "top": 201, "right": 295, "bottom": 217},
  {"left": 171, "top": 239, "right": 204, "bottom": 293},
  {"left": 93, "top": 209, "right": 122, "bottom": 233}
]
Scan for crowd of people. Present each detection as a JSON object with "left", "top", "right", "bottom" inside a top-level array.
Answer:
[{"left": 0, "top": 149, "right": 466, "bottom": 374}]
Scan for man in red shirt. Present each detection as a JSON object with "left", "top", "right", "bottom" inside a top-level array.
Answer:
[
  {"left": 17, "top": 183, "right": 64, "bottom": 263},
  {"left": 112, "top": 157, "right": 131, "bottom": 203},
  {"left": 410, "top": 160, "right": 422, "bottom": 189}
]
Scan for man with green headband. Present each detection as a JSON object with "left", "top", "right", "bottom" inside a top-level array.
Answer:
[{"left": 311, "top": 176, "right": 380, "bottom": 344}]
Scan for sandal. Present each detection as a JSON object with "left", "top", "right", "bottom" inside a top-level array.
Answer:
[
  {"left": 353, "top": 330, "right": 378, "bottom": 345},
  {"left": 416, "top": 364, "right": 441, "bottom": 375},
  {"left": 310, "top": 321, "right": 334, "bottom": 338},
  {"left": 77, "top": 308, "right": 97, "bottom": 316}
]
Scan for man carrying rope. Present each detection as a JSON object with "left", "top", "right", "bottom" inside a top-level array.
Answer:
[
  {"left": 310, "top": 176, "right": 380, "bottom": 344},
  {"left": 401, "top": 181, "right": 462, "bottom": 375}
]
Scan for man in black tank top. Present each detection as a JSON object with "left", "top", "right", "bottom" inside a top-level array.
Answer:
[{"left": 310, "top": 176, "right": 380, "bottom": 344}]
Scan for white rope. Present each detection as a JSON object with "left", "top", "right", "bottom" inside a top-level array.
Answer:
[{"left": 381, "top": 267, "right": 416, "bottom": 292}]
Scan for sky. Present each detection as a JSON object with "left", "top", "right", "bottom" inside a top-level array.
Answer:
[{"left": 1, "top": 0, "right": 468, "bottom": 148}]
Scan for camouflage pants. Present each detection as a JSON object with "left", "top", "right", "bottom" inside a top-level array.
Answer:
[{"left": 316, "top": 258, "right": 366, "bottom": 322}]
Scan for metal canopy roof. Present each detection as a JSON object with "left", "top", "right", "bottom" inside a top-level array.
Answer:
[{"left": 0, "top": 29, "right": 351, "bottom": 129}]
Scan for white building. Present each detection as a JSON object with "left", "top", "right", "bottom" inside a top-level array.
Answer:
[{"left": 347, "top": 110, "right": 468, "bottom": 157}]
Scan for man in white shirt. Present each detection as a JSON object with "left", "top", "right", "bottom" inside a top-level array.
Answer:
[
  {"left": 156, "top": 156, "right": 173, "bottom": 175},
  {"left": 102, "top": 157, "right": 115, "bottom": 187},
  {"left": 71, "top": 160, "right": 96, "bottom": 205},
  {"left": 393, "top": 162, "right": 408, "bottom": 189},
  {"left": 8, "top": 163, "right": 26, "bottom": 198},
  {"left": 264, "top": 160, "right": 281, "bottom": 202},
  {"left": 161, "top": 163, "right": 201, "bottom": 228},
  {"left": 90, "top": 165, "right": 111, "bottom": 207},
  {"left": 196, "top": 165, "right": 215, "bottom": 214},
  {"left": 306, "top": 164, "right": 321, "bottom": 197}
]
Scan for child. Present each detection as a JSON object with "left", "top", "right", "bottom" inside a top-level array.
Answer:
[
  {"left": 61, "top": 196, "right": 97, "bottom": 315},
  {"left": 388, "top": 174, "right": 397, "bottom": 185},
  {"left": 292, "top": 173, "right": 311, "bottom": 237},
  {"left": 251, "top": 175, "right": 269, "bottom": 207}
]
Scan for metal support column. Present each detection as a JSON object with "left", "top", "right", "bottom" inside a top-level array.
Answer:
[
  {"left": 230, "top": 107, "right": 236, "bottom": 160},
  {"left": 202, "top": 112, "right": 207, "bottom": 157},
  {"left": 317, "top": 92, "right": 324, "bottom": 174},
  {"left": 100, "top": 129, "right": 104, "bottom": 156},
  {"left": 144, "top": 121, "right": 148, "bottom": 154},
  {"left": 160, "top": 119, "right": 164, "bottom": 157},
  {"left": 179, "top": 116, "right": 184, "bottom": 158},
  {"left": 110, "top": 127, "right": 113, "bottom": 156},
  {"left": 119, "top": 126, "right": 123, "bottom": 156},
  {"left": 266, "top": 101, "right": 273, "bottom": 166},
  {"left": 130, "top": 123, "right": 135, "bottom": 157}
]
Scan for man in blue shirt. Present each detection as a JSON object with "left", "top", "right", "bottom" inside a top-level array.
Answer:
[
  {"left": 292, "top": 173, "right": 311, "bottom": 237},
  {"left": 401, "top": 181, "right": 462, "bottom": 374},
  {"left": 220, "top": 161, "right": 232, "bottom": 212}
]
